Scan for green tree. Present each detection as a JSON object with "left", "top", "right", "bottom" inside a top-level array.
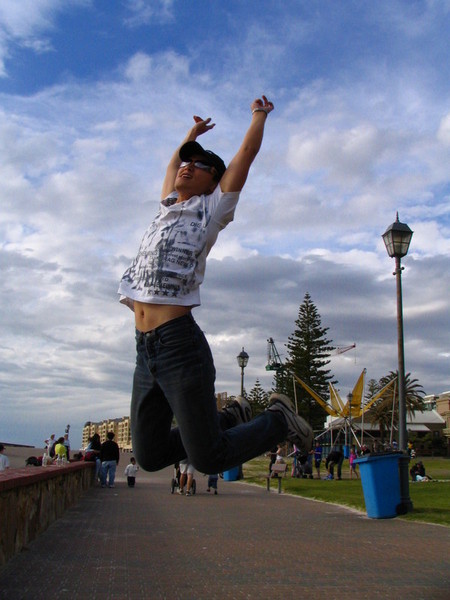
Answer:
[
  {"left": 365, "top": 378, "right": 379, "bottom": 399},
  {"left": 248, "top": 379, "right": 269, "bottom": 416},
  {"left": 365, "top": 371, "right": 425, "bottom": 443},
  {"left": 274, "top": 292, "right": 335, "bottom": 430}
]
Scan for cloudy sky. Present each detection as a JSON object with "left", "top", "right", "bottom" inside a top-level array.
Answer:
[{"left": 1, "top": 0, "right": 449, "bottom": 449}]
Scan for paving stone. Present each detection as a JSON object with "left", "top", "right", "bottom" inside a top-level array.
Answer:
[{"left": 0, "top": 466, "right": 448, "bottom": 599}]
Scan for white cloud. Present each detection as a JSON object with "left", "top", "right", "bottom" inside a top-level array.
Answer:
[
  {"left": 0, "top": 0, "right": 88, "bottom": 76},
  {"left": 0, "top": 2, "right": 448, "bottom": 448},
  {"left": 288, "top": 124, "right": 387, "bottom": 185},
  {"left": 437, "top": 113, "right": 450, "bottom": 145},
  {"left": 123, "top": 0, "right": 174, "bottom": 27}
]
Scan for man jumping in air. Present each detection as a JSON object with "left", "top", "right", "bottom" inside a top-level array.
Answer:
[{"left": 118, "top": 95, "right": 313, "bottom": 474}]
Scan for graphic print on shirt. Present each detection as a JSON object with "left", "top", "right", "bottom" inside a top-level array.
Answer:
[{"left": 121, "top": 203, "right": 209, "bottom": 300}]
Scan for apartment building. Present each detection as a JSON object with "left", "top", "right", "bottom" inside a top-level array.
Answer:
[{"left": 82, "top": 416, "right": 132, "bottom": 451}]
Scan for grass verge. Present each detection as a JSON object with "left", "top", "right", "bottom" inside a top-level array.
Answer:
[{"left": 243, "top": 456, "right": 450, "bottom": 527}]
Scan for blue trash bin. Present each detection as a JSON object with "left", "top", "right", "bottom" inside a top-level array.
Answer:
[
  {"left": 223, "top": 466, "right": 240, "bottom": 481},
  {"left": 354, "top": 453, "right": 402, "bottom": 519}
]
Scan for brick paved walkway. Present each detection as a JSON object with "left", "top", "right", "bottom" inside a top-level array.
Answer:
[{"left": 1, "top": 466, "right": 448, "bottom": 599}]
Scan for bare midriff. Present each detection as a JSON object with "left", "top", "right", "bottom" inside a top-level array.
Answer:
[{"left": 134, "top": 301, "right": 192, "bottom": 333}]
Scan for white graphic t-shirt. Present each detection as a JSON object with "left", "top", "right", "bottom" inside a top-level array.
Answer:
[{"left": 118, "top": 186, "right": 240, "bottom": 310}]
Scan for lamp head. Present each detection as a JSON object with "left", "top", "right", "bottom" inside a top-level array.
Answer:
[
  {"left": 237, "top": 347, "right": 249, "bottom": 368},
  {"left": 382, "top": 213, "right": 413, "bottom": 258}
]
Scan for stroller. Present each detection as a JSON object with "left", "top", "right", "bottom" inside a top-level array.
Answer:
[{"left": 170, "top": 462, "right": 197, "bottom": 494}]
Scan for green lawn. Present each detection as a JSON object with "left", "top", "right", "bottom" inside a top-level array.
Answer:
[{"left": 242, "top": 456, "right": 450, "bottom": 527}]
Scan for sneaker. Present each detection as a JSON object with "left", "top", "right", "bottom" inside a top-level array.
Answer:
[
  {"left": 221, "top": 396, "right": 252, "bottom": 426},
  {"left": 185, "top": 490, "right": 192, "bottom": 496},
  {"left": 178, "top": 488, "right": 184, "bottom": 495},
  {"left": 267, "top": 393, "right": 313, "bottom": 454}
]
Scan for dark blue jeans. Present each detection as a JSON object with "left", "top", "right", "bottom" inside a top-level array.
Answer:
[
  {"left": 328, "top": 455, "right": 344, "bottom": 479},
  {"left": 130, "top": 314, "right": 286, "bottom": 474}
]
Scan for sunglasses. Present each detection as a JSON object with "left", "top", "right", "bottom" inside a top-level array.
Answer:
[{"left": 179, "top": 160, "right": 215, "bottom": 174}]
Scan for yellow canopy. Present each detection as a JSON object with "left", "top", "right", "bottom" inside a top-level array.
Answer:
[
  {"left": 292, "top": 374, "right": 338, "bottom": 416},
  {"left": 292, "top": 370, "right": 397, "bottom": 419}
]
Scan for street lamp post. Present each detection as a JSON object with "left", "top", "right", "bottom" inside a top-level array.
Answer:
[
  {"left": 235, "top": 347, "right": 249, "bottom": 480},
  {"left": 382, "top": 213, "right": 413, "bottom": 452},
  {"left": 382, "top": 212, "right": 413, "bottom": 513},
  {"left": 236, "top": 347, "right": 249, "bottom": 397},
  {"left": 347, "top": 392, "right": 353, "bottom": 454}
]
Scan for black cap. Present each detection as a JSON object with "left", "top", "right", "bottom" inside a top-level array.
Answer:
[{"left": 179, "top": 141, "right": 226, "bottom": 180}]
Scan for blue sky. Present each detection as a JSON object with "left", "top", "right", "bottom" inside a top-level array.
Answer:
[{"left": 1, "top": 0, "right": 449, "bottom": 449}]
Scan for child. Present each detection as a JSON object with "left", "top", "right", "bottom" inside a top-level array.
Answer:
[
  {"left": 0, "top": 444, "right": 10, "bottom": 471},
  {"left": 207, "top": 474, "right": 219, "bottom": 495},
  {"left": 124, "top": 457, "right": 139, "bottom": 487},
  {"left": 349, "top": 446, "right": 359, "bottom": 479}
]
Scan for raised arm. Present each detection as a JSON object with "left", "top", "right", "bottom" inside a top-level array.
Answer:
[
  {"left": 220, "top": 95, "right": 274, "bottom": 193},
  {"left": 161, "top": 116, "right": 215, "bottom": 199}
]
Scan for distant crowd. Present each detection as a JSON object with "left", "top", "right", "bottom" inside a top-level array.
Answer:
[
  {"left": 269, "top": 438, "right": 422, "bottom": 482},
  {"left": 42, "top": 431, "right": 72, "bottom": 464}
]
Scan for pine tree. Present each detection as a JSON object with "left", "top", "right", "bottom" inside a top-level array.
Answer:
[
  {"left": 274, "top": 292, "right": 335, "bottom": 430},
  {"left": 365, "top": 378, "right": 379, "bottom": 400},
  {"left": 248, "top": 379, "right": 270, "bottom": 416}
]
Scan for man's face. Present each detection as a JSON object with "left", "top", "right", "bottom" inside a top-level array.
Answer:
[{"left": 175, "top": 155, "right": 218, "bottom": 198}]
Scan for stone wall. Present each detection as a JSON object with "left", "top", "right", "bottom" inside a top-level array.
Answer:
[{"left": 0, "top": 462, "right": 95, "bottom": 566}]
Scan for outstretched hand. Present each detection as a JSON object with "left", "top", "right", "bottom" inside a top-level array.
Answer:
[
  {"left": 251, "top": 95, "right": 274, "bottom": 115},
  {"left": 160, "top": 115, "right": 216, "bottom": 198},
  {"left": 191, "top": 115, "right": 216, "bottom": 137}
]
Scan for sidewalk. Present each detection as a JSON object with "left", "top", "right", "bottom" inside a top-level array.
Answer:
[{"left": 1, "top": 465, "right": 448, "bottom": 599}]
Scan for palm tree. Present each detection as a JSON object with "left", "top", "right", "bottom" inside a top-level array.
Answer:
[{"left": 365, "top": 371, "right": 425, "bottom": 443}]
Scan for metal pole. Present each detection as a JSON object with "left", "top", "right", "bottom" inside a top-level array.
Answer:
[
  {"left": 349, "top": 404, "right": 352, "bottom": 449},
  {"left": 395, "top": 255, "right": 407, "bottom": 452},
  {"left": 361, "top": 370, "right": 366, "bottom": 447},
  {"left": 293, "top": 375, "right": 298, "bottom": 413},
  {"left": 240, "top": 365, "right": 244, "bottom": 397},
  {"left": 395, "top": 255, "right": 413, "bottom": 513}
]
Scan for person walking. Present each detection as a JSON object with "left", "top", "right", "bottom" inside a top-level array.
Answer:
[
  {"left": 207, "top": 473, "right": 219, "bottom": 495},
  {"left": 100, "top": 432, "right": 120, "bottom": 488},
  {"left": 178, "top": 460, "right": 195, "bottom": 496},
  {"left": 124, "top": 457, "right": 139, "bottom": 487},
  {"left": 349, "top": 446, "right": 359, "bottom": 479},
  {"left": 118, "top": 95, "right": 313, "bottom": 476}
]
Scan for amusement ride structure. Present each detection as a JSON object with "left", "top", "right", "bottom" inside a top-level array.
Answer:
[{"left": 265, "top": 337, "right": 396, "bottom": 448}]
